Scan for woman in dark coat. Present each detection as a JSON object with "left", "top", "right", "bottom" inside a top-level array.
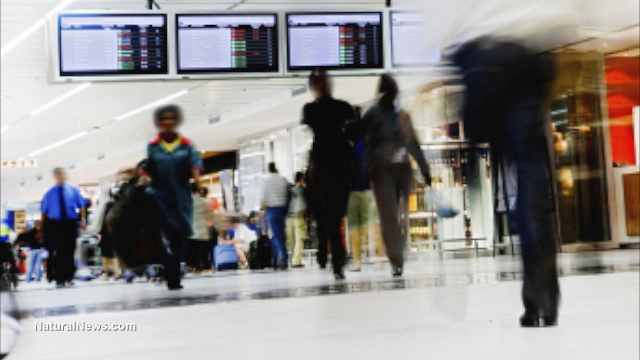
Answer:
[
  {"left": 302, "top": 69, "right": 356, "bottom": 280},
  {"left": 358, "top": 74, "right": 431, "bottom": 277}
]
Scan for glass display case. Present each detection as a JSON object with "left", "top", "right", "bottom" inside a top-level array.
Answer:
[
  {"left": 405, "top": 86, "right": 495, "bottom": 255},
  {"left": 407, "top": 143, "right": 493, "bottom": 254}
]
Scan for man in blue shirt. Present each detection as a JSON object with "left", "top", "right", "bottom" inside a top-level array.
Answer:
[{"left": 41, "top": 168, "right": 87, "bottom": 288}]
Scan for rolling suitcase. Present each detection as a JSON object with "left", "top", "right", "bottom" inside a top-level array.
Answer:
[
  {"left": 248, "top": 236, "right": 271, "bottom": 270},
  {"left": 213, "top": 244, "right": 238, "bottom": 271}
]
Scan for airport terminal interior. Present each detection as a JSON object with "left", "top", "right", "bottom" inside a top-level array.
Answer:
[{"left": 1, "top": 0, "right": 639, "bottom": 359}]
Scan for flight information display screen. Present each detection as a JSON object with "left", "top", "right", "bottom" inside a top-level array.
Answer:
[
  {"left": 390, "top": 12, "right": 440, "bottom": 67},
  {"left": 177, "top": 14, "right": 278, "bottom": 74},
  {"left": 58, "top": 14, "right": 168, "bottom": 76},
  {"left": 286, "top": 13, "right": 383, "bottom": 71}
]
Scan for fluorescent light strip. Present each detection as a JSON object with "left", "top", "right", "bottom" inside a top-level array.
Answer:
[
  {"left": 115, "top": 90, "right": 189, "bottom": 122},
  {"left": 1, "top": 0, "right": 75, "bottom": 57},
  {"left": 29, "top": 131, "right": 88, "bottom": 157},
  {"left": 30, "top": 83, "right": 92, "bottom": 116}
]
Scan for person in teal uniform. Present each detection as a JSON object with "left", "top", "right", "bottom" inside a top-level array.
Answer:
[{"left": 143, "top": 104, "right": 203, "bottom": 290}]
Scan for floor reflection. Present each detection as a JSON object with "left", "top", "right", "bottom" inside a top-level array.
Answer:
[{"left": 17, "top": 261, "right": 638, "bottom": 320}]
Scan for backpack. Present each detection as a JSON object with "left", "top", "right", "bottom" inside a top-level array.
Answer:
[{"left": 366, "top": 106, "right": 408, "bottom": 166}]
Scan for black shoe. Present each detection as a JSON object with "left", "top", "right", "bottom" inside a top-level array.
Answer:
[
  {"left": 334, "top": 270, "right": 345, "bottom": 280},
  {"left": 55, "top": 282, "right": 65, "bottom": 289},
  {"left": 391, "top": 266, "right": 403, "bottom": 277},
  {"left": 319, "top": 264, "right": 327, "bottom": 270},
  {"left": 168, "top": 284, "right": 183, "bottom": 290},
  {"left": 291, "top": 264, "right": 305, "bottom": 269},
  {"left": 66, "top": 281, "right": 75, "bottom": 287},
  {"left": 520, "top": 314, "right": 558, "bottom": 328}
]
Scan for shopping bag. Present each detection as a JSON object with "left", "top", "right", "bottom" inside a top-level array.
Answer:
[{"left": 426, "top": 188, "right": 460, "bottom": 219}]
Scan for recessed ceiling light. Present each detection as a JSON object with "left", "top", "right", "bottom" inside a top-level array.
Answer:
[
  {"left": 1, "top": 0, "right": 75, "bottom": 57},
  {"left": 30, "top": 83, "right": 92, "bottom": 116},
  {"left": 29, "top": 131, "right": 88, "bottom": 157}
]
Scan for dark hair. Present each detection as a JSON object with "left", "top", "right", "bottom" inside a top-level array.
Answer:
[
  {"left": 295, "top": 172, "right": 304, "bottom": 183},
  {"left": 227, "top": 213, "right": 246, "bottom": 224},
  {"left": 378, "top": 74, "right": 399, "bottom": 110},
  {"left": 268, "top": 162, "right": 278, "bottom": 173},
  {"left": 199, "top": 187, "right": 209, "bottom": 197},
  {"left": 154, "top": 104, "right": 183, "bottom": 126},
  {"left": 136, "top": 159, "right": 147, "bottom": 171},
  {"left": 53, "top": 167, "right": 65, "bottom": 175},
  {"left": 309, "top": 68, "right": 327, "bottom": 87},
  {"left": 308, "top": 68, "right": 329, "bottom": 91}
]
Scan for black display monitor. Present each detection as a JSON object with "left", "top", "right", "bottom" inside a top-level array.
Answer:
[
  {"left": 390, "top": 12, "right": 440, "bottom": 68},
  {"left": 176, "top": 14, "right": 279, "bottom": 74},
  {"left": 286, "top": 12, "right": 383, "bottom": 71},
  {"left": 58, "top": 14, "right": 168, "bottom": 77}
]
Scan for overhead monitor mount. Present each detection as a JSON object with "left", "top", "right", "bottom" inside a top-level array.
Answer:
[{"left": 146, "top": 0, "right": 161, "bottom": 10}]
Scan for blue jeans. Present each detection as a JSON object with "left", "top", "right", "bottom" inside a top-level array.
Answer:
[
  {"left": 266, "top": 207, "right": 288, "bottom": 266},
  {"left": 26, "top": 248, "right": 44, "bottom": 282}
]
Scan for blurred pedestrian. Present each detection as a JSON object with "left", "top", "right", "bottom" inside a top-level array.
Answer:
[
  {"left": 303, "top": 69, "right": 356, "bottom": 280},
  {"left": 222, "top": 214, "right": 257, "bottom": 269},
  {"left": 41, "top": 168, "right": 87, "bottom": 288},
  {"left": 356, "top": 74, "right": 431, "bottom": 277},
  {"left": 261, "top": 162, "right": 289, "bottom": 269},
  {"left": 286, "top": 172, "right": 308, "bottom": 268},
  {"left": 188, "top": 186, "right": 214, "bottom": 273},
  {"left": 451, "top": 38, "right": 560, "bottom": 327},
  {"left": 347, "top": 139, "right": 384, "bottom": 272},
  {"left": 142, "top": 104, "right": 203, "bottom": 290},
  {"left": 15, "top": 221, "right": 44, "bottom": 283},
  {"left": 87, "top": 187, "right": 121, "bottom": 280},
  {"left": 411, "top": 0, "right": 588, "bottom": 326}
]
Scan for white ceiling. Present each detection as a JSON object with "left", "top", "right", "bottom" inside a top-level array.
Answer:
[
  {"left": 0, "top": 0, "right": 393, "bottom": 205},
  {"left": 1, "top": 0, "right": 638, "bottom": 207}
]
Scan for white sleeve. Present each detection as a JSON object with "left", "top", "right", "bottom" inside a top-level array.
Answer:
[
  {"left": 245, "top": 227, "right": 258, "bottom": 243},
  {"left": 235, "top": 225, "right": 257, "bottom": 244},
  {"left": 87, "top": 201, "right": 108, "bottom": 236}
]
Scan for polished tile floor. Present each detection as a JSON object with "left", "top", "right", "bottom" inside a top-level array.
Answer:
[{"left": 6, "top": 250, "right": 640, "bottom": 360}]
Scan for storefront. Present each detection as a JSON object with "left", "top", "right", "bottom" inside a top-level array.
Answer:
[
  {"left": 237, "top": 52, "right": 639, "bottom": 254},
  {"left": 547, "top": 51, "right": 639, "bottom": 250},
  {"left": 605, "top": 48, "right": 640, "bottom": 247},
  {"left": 403, "top": 86, "right": 496, "bottom": 255}
]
